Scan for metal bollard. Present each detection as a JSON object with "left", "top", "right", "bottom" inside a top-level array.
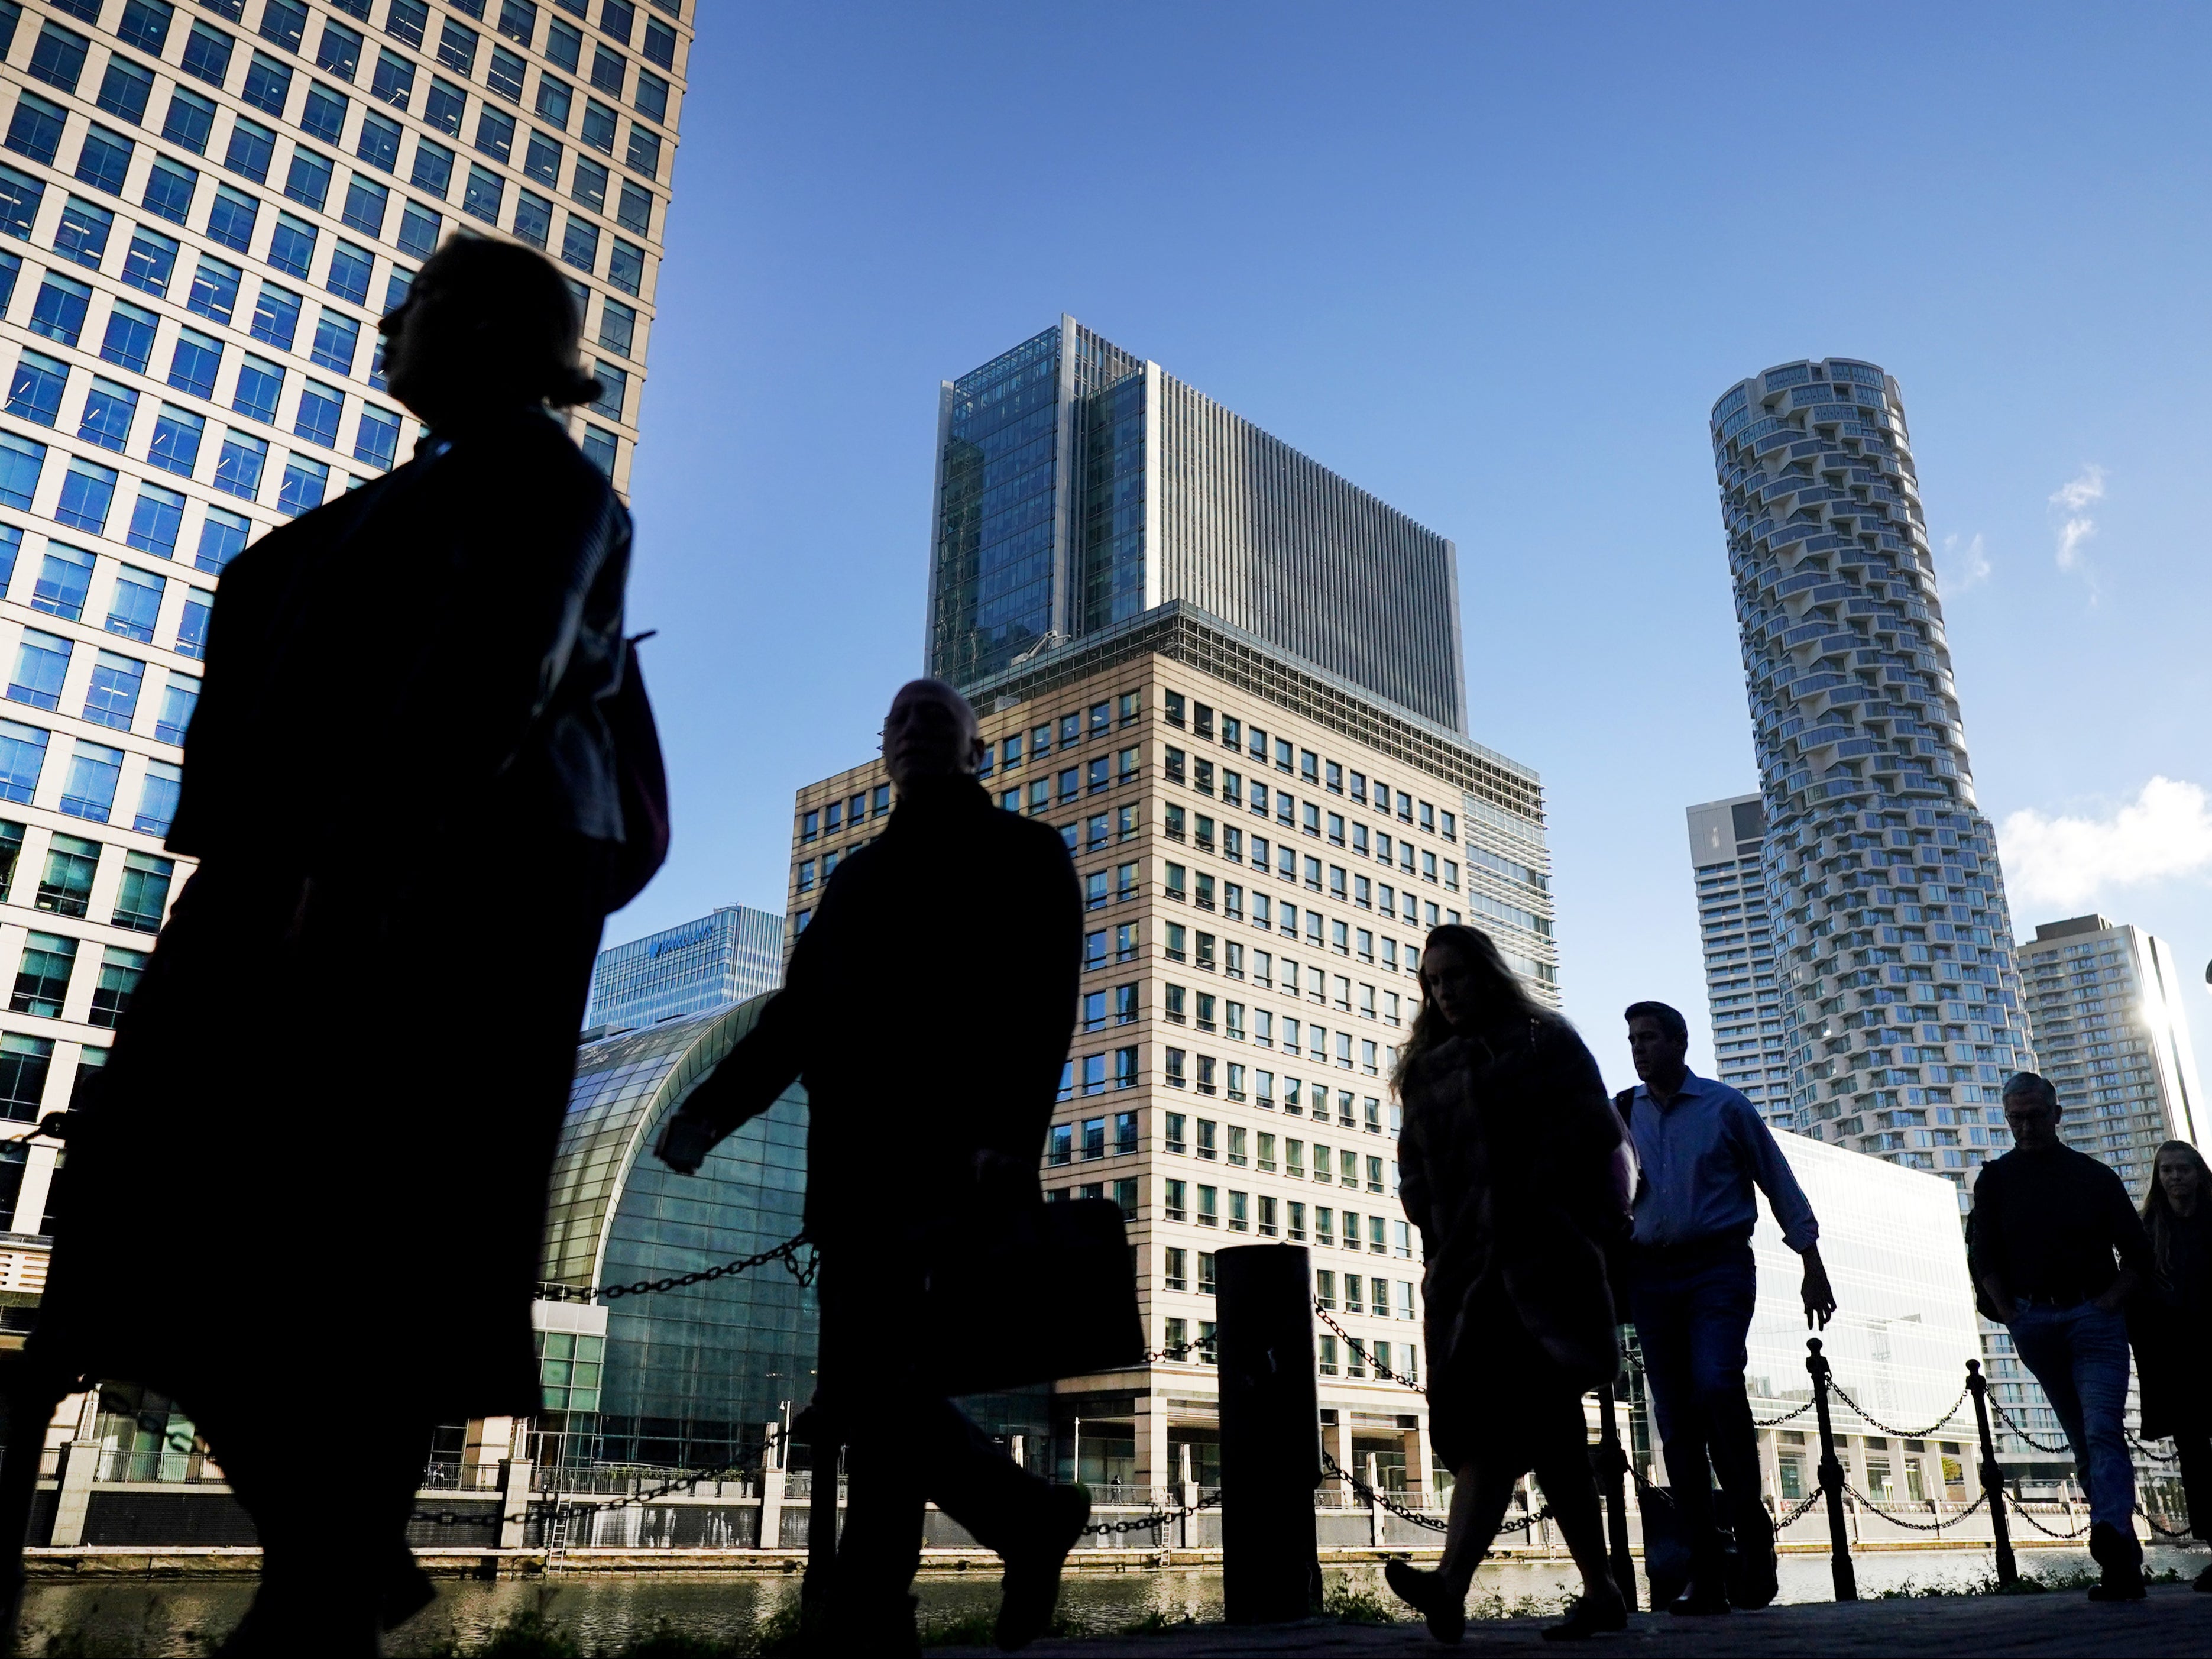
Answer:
[
  {"left": 1591, "top": 1383, "right": 1637, "bottom": 1609},
  {"left": 1965, "top": 1360, "right": 2016, "bottom": 1587},
  {"left": 1806, "top": 1338, "right": 1856, "bottom": 1602},
  {"left": 1216, "top": 1244, "right": 1323, "bottom": 1624}
]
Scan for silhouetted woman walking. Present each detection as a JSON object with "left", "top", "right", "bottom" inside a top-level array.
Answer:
[
  {"left": 2137, "top": 1139, "right": 2212, "bottom": 1588},
  {"left": 1385, "top": 924, "right": 1633, "bottom": 1642},
  {"left": 30, "top": 238, "right": 640, "bottom": 1657}
]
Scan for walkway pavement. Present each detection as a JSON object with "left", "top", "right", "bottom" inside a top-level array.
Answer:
[{"left": 937, "top": 1585, "right": 2212, "bottom": 1656}]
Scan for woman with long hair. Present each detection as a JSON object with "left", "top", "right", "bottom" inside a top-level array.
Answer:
[
  {"left": 1383, "top": 925, "right": 1633, "bottom": 1642},
  {"left": 2137, "top": 1139, "right": 2212, "bottom": 1586}
]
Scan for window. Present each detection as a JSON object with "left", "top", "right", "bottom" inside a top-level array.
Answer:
[
  {"left": 372, "top": 48, "right": 416, "bottom": 109},
  {"left": 325, "top": 240, "right": 373, "bottom": 305},
  {"left": 186, "top": 254, "right": 242, "bottom": 323},
  {"left": 118, "top": 1, "right": 174, "bottom": 55},
  {"left": 30, "top": 542, "right": 92, "bottom": 622},
  {"left": 214, "top": 429, "right": 268, "bottom": 499},
  {"left": 302, "top": 82, "right": 348, "bottom": 143},
  {"left": 1163, "top": 1246, "right": 1186, "bottom": 1289},
  {"left": 487, "top": 43, "right": 527, "bottom": 100},
  {"left": 311, "top": 308, "right": 361, "bottom": 374},
  {"left": 607, "top": 237, "right": 643, "bottom": 295},
  {"left": 384, "top": 0, "right": 427, "bottom": 49},
  {"left": 224, "top": 118, "right": 277, "bottom": 184},
  {"left": 77, "top": 379, "right": 139, "bottom": 454},
  {"left": 438, "top": 18, "right": 480, "bottom": 73},
  {"left": 155, "top": 672, "right": 199, "bottom": 744},
  {"left": 33, "top": 835, "right": 95, "bottom": 914},
  {"left": 561, "top": 212, "right": 600, "bottom": 271},
  {"left": 357, "top": 109, "right": 403, "bottom": 172},
  {"left": 425, "top": 76, "right": 468, "bottom": 137},
  {"left": 397, "top": 199, "right": 441, "bottom": 256},
  {"left": 625, "top": 123, "right": 661, "bottom": 178},
  {"left": 0, "top": 721, "right": 48, "bottom": 803},
  {"left": 412, "top": 135, "right": 455, "bottom": 196},
  {"left": 5, "top": 91, "right": 67, "bottom": 166},
  {"left": 135, "top": 758, "right": 180, "bottom": 833},
  {"left": 28, "top": 276, "right": 90, "bottom": 347},
  {"left": 28, "top": 23, "right": 92, "bottom": 95},
  {"left": 88, "top": 946, "right": 148, "bottom": 1029},
  {"left": 60, "top": 740, "right": 124, "bottom": 822},
  {"left": 642, "top": 14, "right": 675, "bottom": 69},
  {"left": 354, "top": 403, "right": 400, "bottom": 469},
  {"left": 83, "top": 650, "right": 145, "bottom": 730},
  {"left": 75, "top": 128, "right": 134, "bottom": 198},
  {"left": 294, "top": 380, "right": 343, "bottom": 448},
  {"left": 106, "top": 568, "right": 163, "bottom": 643},
  {"left": 113, "top": 848, "right": 173, "bottom": 932},
  {"left": 277, "top": 455, "right": 329, "bottom": 516},
  {"left": 126, "top": 483, "right": 186, "bottom": 560},
  {"left": 1196, "top": 1185, "right": 1217, "bottom": 1226},
  {"left": 258, "top": 0, "right": 307, "bottom": 52},
  {"left": 233, "top": 354, "right": 283, "bottom": 423},
  {"left": 11, "top": 932, "right": 77, "bottom": 1018},
  {"left": 149, "top": 405, "right": 206, "bottom": 477},
  {"left": 175, "top": 591, "right": 211, "bottom": 659},
  {"left": 242, "top": 50, "right": 293, "bottom": 115},
  {"left": 251, "top": 280, "right": 303, "bottom": 349},
  {"left": 0, "top": 162, "right": 45, "bottom": 241},
  {"left": 579, "top": 426, "right": 616, "bottom": 476},
  {"left": 341, "top": 173, "right": 388, "bottom": 235}
]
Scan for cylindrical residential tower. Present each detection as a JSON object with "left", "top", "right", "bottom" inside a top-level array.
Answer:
[{"left": 1709, "top": 360, "right": 2033, "bottom": 1207}]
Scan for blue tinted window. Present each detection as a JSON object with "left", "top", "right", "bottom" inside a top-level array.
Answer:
[
  {"left": 75, "top": 127, "right": 134, "bottom": 196},
  {"left": 462, "top": 163, "right": 502, "bottom": 223},
  {"left": 597, "top": 297, "right": 634, "bottom": 357},
  {"left": 475, "top": 106, "right": 516, "bottom": 163},
  {"left": 0, "top": 250, "right": 16, "bottom": 315},
  {"left": 250, "top": 280, "right": 302, "bottom": 350},
  {"left": 0, "top": 164, "right": 46, "bottom": 240},
  {"left": 310, "top": 308, "right": 359, "bottom": 374},
  {"left": 372, "top": 49, "right": 415, "bottom": 109},
  {"left": 121, "top": 227, "right": 180, "bottom": 295},
  {"left": 624, "top": 124, "right": 659, "bottom": 179},
  {"left": 560, "top": 214, "right": 598, "bottom": 272},
  {"left": 7, "top": 346, "right": 67, "bottom": 422},
  {"left": 51, "top": 198, "right": 114, "bottom": 267},
  {"left": 488, "top": 44, "right": 526, "bottom": 101},
  {"left": 193, "top": 506, "right": 248, "bottom": 574},
  {"left": 600, "top": 0, "right": 636, "bottom": 46},
  {"left": 224, "top": 117, "right": 276, "bottom": 184},
  {"left": 161, "top": 88, "right": 217, "bottom": 154},
  {"left": 341, "top": 173, "right": 388, "bottom": 235},
  {"left": 294, "top": 380, "right": 342, "bottom": 448},
  {"left": 60, "top": 740, "right": 123, "bottom": 823},
  {"left": 136, "top": 761, "right": 181, "bottom": 835},
  {"left": 106, "top": 570, "right": 163, "bottom": 643},
  {"left": 269, "top": 212, "right": 316, "bottom": 276},
  {"left": 581, "top": 425, "right": 616, "bottom": 477},
  {"left": 96, "top": 55, "right": 158, "bottom": 125},
  {"left": 438, "top": 19, "right": 480, "bottom": 73},
  {"left": 83, "top": 651, "right": 145, "bottom": 729},
  {"left": 30, "top": 545, "right": 91, "bottom": 621},
  {"left": 0, "top": 722, "right": 48, "bottom": 803},
  {"left": 571, "top": 156, "right": 607, "bottom": 211},
  {"left": 523, "top": 129, "right": 561, "bottom": 185},
  {"left": 633, "top": 67, "right": 667, "bottom": 123},
  {"left": 411, "top": 136, "right": 454, "bottom": 196},
  {"left": 232, "top": 355, "right": 283, "bottom": 424},
  {"left": 54, "top": 458, "right": 118, "bottom": 533},
  {"left": 277, "top": 454, "right": 328, "bottom": 516},
  {"left": 608, "top": 237, "right": 642, "bottom": 296},
  {"left": 213, "top": 430, "right": 267, "bottom": 499},
  {"left": 206, "top": 182, "right": 260, "bottom": 250},
  {"left": 354, "top": 403, "right": 400, "bottom": 468},
  {"left": 260, "top": 0, "right": 308, "bottom": 53},
  {"left": 616, "top": 179, "right": 650, "bottom": 235},
  {"left": 167, "top": 329, "right": 222, "bottom": 399},
  {"left": 180, "top": 22, "right": 234, "bottom": 88},
  {"left": 536, "top": 76, "right": 573, "bottom": 128},
  {"left": 356, "top": 111, "right": 401, "bottom": 172},
  {"left": 148, "top": 405, "right": 205, "bottom": 476},
  {"left": 590, "top": 45, "right": 624, "bottom": 94},
  {"left": 28, "top": 24, "right": 90, "bottom": 96},
  {"left": 116, "top": 1, "right": 174, "bottom": 55},
  {"left": 0, "top": 523, "right": 17, "bottom": 593},
  {"left": 325, "top": 241, "right": 372, "bottom": 304},
  {"left": 176, "top": 592, "right": 211, "bottom": 660},
  {"left": 588, "top": 361, "right": 625, "bottom": 421},
  {"left": 512, "top": 186, "right": 550, "bottom": 248},
  {"left": 547, "top": 17, "right": 581, "bottom": 70},
  {"left": 397, "top": 199, "right": 440, "bottom": 256},
  {"left": 385, "top": 0, "right": 427, "bottom": 49},
  {"left": 242, "top": 50, "right": 292, "bottom": 115},
  {"left": 0, "top": 434, "right": 46, "bottom": 510},
  {"left": 77, "top": 378, "right": 139, "bottom": 452},
  {"left": 186, "top": 256, "right": 241, "bottom": 324},
  {"left": 316, "top": 19, "right": 362, "bottom": 79},
  {"left": 284, "top": 145, "right": 332, "bottom": 211},
  {"left": 8, "top": 629, "right": 70, "bottom": 708},
  {"left": 141, "top": 157, "right": 198, "bottom": 224},
  {"left": 5, "top": 92, "right": 66, "bottom": 166},
  {"left": 301, "top": 82, "right": 348, "bottom": 142},
  {"left": 126, "top": 483, "right": 186, "bottom": 559}
]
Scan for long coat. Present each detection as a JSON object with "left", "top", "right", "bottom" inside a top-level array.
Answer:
[
  {"left": 31, "top": 408, "right": 630, "bottom": 1420},
  {"left": 1396, "top": 1016, "right": 1630, "bottom": 1467}
]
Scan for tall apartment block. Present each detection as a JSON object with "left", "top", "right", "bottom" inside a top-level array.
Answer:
[
  {"left": 926, "top": 316, "right": 1467, "bottom": 734},
  {"left": 1685, "top": 793, "right": 1786, "bottom": 1127},
  {"left": 2017, "top": 915, "right": 2204, "bottom": 1189},
  {"left": 0, "top": 0, "right": 686, "bottom": 1302},
  {"left": 1709, "top": 359, "right": 2032, "bottom": 1198},
  {"left": 584, "top": 901, "right": 783, "bottom": 1036}
]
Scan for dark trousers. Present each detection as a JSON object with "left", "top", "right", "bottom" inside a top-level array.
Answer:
[
  {"left": 1628, "top": 1237, "right": 1769, "bottom": 1573},
  {"left": 816, "top": 1252, "right": 1054, "bottom": 1624}
]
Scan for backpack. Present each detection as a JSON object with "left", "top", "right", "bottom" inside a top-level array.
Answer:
[{"left": 604, "top": 632, "right": 670, "bottom": 911}]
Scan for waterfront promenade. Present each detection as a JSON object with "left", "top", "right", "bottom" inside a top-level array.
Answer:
[{"left": 934, "top": 1586, "right": 2212, "bottom": 1657}]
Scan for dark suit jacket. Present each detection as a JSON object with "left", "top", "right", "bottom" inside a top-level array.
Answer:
[{"left": 678, "top": 775, "right": 1083, "bottom": 1251}]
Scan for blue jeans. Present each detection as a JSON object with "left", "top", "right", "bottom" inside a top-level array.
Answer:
[
  {"left": 2009, "top": 1302, "right": 2135, "bottom": 1532},
  {"left": 1629, "top": 1238, "right": 1766, "bottom": 1570}
]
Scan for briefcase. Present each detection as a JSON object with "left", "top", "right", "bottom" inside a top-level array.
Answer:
[{"left": 920, "top": 1198, "right": 1146, "bottom": 1398}]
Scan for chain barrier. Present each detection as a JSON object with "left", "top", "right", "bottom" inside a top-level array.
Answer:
[
  {"left": 1751, "top": 1398, "right": 1815, "bottom": 1429},
  {"left": 1080, "top": 1487, "right": 1222, "bottom": 1537},
  {"left": 1988, "top": 1400, "right": 2072, "bottom": 1457},
  {"left": 2127, "top": 1432, "right": 2182, "bottom": 1464},
  {"left": 535, "top": 1234, "right": 817, "bottom": 1304},
  {"left": 2002, "top": 1496, "right": 2094, "bottom": 1541},
  {"left": 1313, "top": 1301, "right": 1424, "bottom": 1393},
  {"left": 1319, "top": 1448, "right": 1556, "bottom": 1539},
  {"left": 410, "top": 1448, "right": 763, "bottom": 1530},
  {"left": 2139, "top": 1505, "right": 2192, "bottom": 1541},
  {"left": 1826, "top": 1382, "right": 1971, "bottom": 1443},
  {"left": 1841, "top": 1484, "right": 1988, "bottom": 1534},
  {"left": 1774, "top": 1488, "right": 1824, "bottom": 1530}
]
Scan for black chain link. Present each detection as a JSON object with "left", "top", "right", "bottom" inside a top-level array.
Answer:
[
  {"left": 1841, "top": 1484, "right": 1989, "bottom": 1533},
  {"left": 1080, "top": 1487, "right": 1222, "bottom": 1537},
  {"left": 2003, "top": 1496, "right": 2094, "bottom": 1541},
  {"left": 2127, "top": 1432, "right": 2182, "bottom": 1464},
  {"left": 536, "top": 1234, "right": 817, "bottom": 1304},
  {"left": 1312, "top": 1301, "right": 1424, "bottom": 1392},
  {"left": 1826, "top": 1382, "right": 1971, "bottom": 1442},
  {"left": 409, "top": 1448, "right": 765, "bottom": 1529},
  {"left": 1774, "top": 1488, "right": 1824, "bottom": 1529},
  {"left": 1751, "top": 1398, "right": 1815, "bottom": 1429},
  {"left": 1988, "top": 1399, "right": 2071, "bottom": 1456}
]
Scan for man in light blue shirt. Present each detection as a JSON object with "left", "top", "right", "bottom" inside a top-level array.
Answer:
[{"left": 1622, "top": 1001, "right": 1835, "bottom": 1617}]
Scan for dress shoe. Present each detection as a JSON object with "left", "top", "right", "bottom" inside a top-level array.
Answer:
[
  {"left": 1384, "top": 1557, "right": 1466, "bottom": 1644},
  {"left": 2086, "top": 1521, "right": 2145, "bottom": 1602},
  {"left": 1543, "top": 1586, "right": 1628, "bottom": 1641},
  {"left": 996, "top": 1483, "right": 1090, "bottom": 1651},
  {"left": 1667, "top": 1575, "right": 1731, "bottom": 1616}
]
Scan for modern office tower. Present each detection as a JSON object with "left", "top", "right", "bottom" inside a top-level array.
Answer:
[
  {"left": 790, "top": 609, "right": 1554, "bottom": 1493},
  {"left": 2016, "top": 916, "right": 2205, "bottom": 1189},
  {"left": 584, "top": 901, "right": 783, "bottom": 1036},
  {"left": 926, "top": 318, "right": 1467, "bottom": 733},
  {"left": 0, "top": 0, "right": 686, "bottom": 1350},
  {"left": 1709, "top": 359, "right": 2032, "bottom": 1200},
  {"left": 1686, "top": 793, "right": 1787, "bottom": 1127}
]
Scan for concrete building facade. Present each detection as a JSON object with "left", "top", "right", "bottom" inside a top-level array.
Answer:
[
  {"left": 2016, "top": 914, "right": 2204, "bottom": 1187},
  {"left": 925, "top": 318, "right": 1467, "bottom": 733},
  {"left": 791, "top": 604, "right": 1553, "bottom": 1495},
  {"left": 583, "top": 901, "right": 783, "bottom": 1037},
  {"left": 1709, "top": 358, "right": 2032, "bottom": 1198},
  {"left": 1686, "top": 793, "right": 1787, "bottom": 1128}
]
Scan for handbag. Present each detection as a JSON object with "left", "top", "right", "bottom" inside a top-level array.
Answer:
[
  {"left": 604, "top": 631, "right": 671, "bottom": 911},
  {"left": 918, "top": 1198, "right": 1147, "bottom": 1398}
]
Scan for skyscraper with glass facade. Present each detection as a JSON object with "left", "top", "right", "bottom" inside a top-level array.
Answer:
[
  {"left": 1685, "top": 793, "right": 1787, "bottom": 1127},
  {"left": 1709, "top": 358, "right": 2032, "bottom": 1202},
  {"left": 0, "top": 0, "right": 688, "bottom": 1293},
  {"left": 584, "top": 901, "right": 783, "bottom": 1036},
  {"left": 927, "top": 317, "right": 1467, "bottom": 733},
  {"left": 2016, "top": 914, "right": 2204, "bottom": 1189}
]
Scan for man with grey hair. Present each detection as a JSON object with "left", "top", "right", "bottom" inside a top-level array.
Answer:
[
  {"left": 1968, "top": 1069, "right": 2155, "bottom": 1600},
  {"left": 655, "top": 678, "right": 1087, "bottom": 1654}
]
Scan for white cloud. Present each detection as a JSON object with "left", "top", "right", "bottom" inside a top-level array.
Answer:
[
  {"left": 2049, "top": 464, "right": 2104, "bottom": 575},
  {"left": 1999, "top": 776, "right": 2212, "bottom": 910},
  {"left": 1941, "top": 531, "right": 1990, "bottom": 592}
]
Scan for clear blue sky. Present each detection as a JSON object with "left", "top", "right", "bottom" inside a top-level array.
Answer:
[{"left": 617, "top": 2, "right": 2212, "bottom": 1098}]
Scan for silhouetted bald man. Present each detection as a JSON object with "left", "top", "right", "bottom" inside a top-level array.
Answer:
[{"left": 658, "top": 679, "right": 1086, "bottom": 1654}]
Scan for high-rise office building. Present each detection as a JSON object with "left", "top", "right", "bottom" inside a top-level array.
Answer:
[
  {"left": 1685, "top": 793, "right": 1787, "bottom": 1127},
  {"left": 584, "top": 901, "right": 783, "bottom": 1036},
  {"left": 927, "top": 318, "right": 1466, "bottom": 733},
  {"left": 1709, "top": 358, "right": 2032, "bottom": 1199},
  {"left": 2016, "top": 915, "right": 2205, "bottom": 1189},
  {"left": 0, "top": 0, "right": 688, "bottom": 1292},
  {"left": 791, "top": 614, "right": 1553, "bottom": 1493}
]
